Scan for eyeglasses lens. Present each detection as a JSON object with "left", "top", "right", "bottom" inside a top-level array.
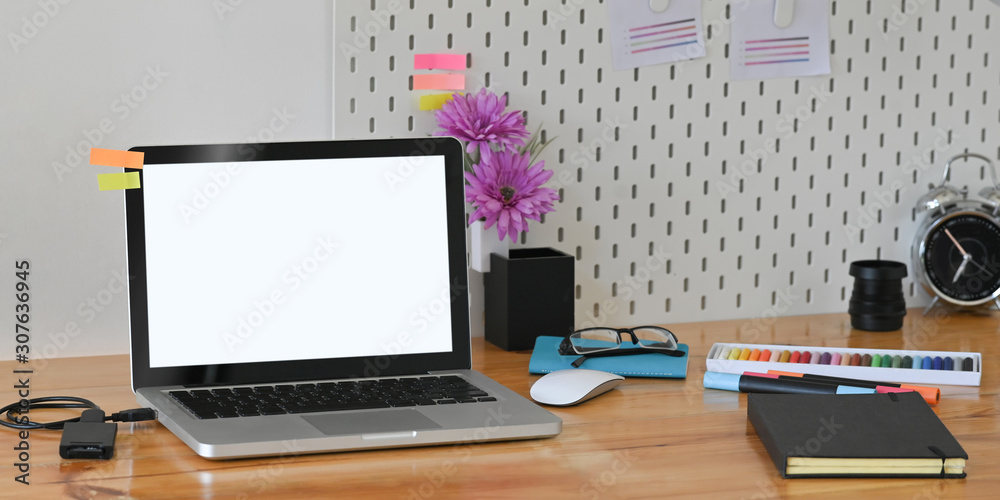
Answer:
[
  {"left": 632, "top": 328, "right": 677, "bottom": 350},
  {"left": 569, "top": 329, "right": 620, "bottom": 353}
]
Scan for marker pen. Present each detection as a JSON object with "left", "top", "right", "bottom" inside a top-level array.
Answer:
[
  {"left": 746, "top": 372, "right": 919, "bottom": 401},
  {"left": 766, "top": 370, "right": 940, "bottom": 405},
  {"left": 703, "top": 371, "right": 877, "bottom": 395}
]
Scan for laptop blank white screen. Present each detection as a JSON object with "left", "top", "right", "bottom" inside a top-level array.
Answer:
[{"left": 141, "top": 156, "right": 453, "bottom": 368}]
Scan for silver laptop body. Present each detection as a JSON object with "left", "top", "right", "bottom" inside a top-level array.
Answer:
[{"left": 125, "top": 138, "right": 561, "bottom": 459}]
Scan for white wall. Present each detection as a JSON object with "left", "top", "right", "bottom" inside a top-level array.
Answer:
[{"left": 1, "top": 1, "right": 332, "bottom": 359}]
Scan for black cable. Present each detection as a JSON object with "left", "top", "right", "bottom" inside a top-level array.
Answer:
[{"left": 0, "top": 397, "right": 156, "bottom": 431}]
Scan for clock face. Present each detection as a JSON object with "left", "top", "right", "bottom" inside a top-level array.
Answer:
[{"left": 922, "top": 211, "right": 1000, "bottom": 304}]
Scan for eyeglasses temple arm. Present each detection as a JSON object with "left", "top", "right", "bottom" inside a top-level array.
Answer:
[{"left": 572, "top": 348, "right": 685, "bottom": 367}]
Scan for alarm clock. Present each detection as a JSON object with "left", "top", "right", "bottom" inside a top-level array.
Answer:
[{"left": 911, "top": 153, "right": 1000, "bottom": 312}]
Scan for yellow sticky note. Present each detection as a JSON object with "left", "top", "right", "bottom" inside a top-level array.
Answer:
[
  {"left": 419, "top": 93, "right": 459, "bottom": 111},
  {"left": 90, "top": 148, "right": 144, "bottom": 169},
  {"left": 97, "top": 172, "right": 141, "bottom": 191}
]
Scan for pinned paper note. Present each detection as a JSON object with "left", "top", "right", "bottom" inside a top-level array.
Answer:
[
  {"left": 97, "top": 172, "right": 141, "bottom": 191},
  {"left": 90, "top": 148, "right": 144, "bottom": 169},
  {"left": 606, "top": 0, "right": 706, "bottom": 71},
  {"left": 729, "top": 0, "right": 831, "bottom": 81},
  {"left": 414, "top": 53, "right": 466, "bottom": 70},
  {"left": 419, "top": 93, "right": 458, "bottom": 111},
  {"left": 412, "top": 73, "right": 465, "bottom": 90}
]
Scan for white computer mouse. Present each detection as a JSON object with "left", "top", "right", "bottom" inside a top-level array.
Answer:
[{"left": 529, "top": 369, "right": 624, "bottom": 406}]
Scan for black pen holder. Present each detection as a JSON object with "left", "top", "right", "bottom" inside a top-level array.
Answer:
[
  {"left": 484, "top": 248, "right": 575, "bottom": 351},
  {"left": 848, "top": 260, "right": 908, "bottom": 331}
]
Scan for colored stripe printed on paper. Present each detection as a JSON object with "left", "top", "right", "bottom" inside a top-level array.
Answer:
[
  {"left": 90, "top": 148, "right": 144, "bottom": 169},
  {"left": 626, "top": 18, "right": 698, "bottom": 54},
  {"left": 97, "top": 172, "right": 141, "bottom": 191},
  {"left": 413, "top": 73, "right": 465, "bottom": 90},
  {"left": 716, "top": 347, "right": 976, "bottom": 371},
  {"left": 414, "top": 53, "right": 466, "bottom": 70},
  {"left": 742, "top": 36, "right": 810, "bottom": 66}
]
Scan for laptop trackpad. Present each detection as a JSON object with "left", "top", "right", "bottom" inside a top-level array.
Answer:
[{"left": 302, "top": 410, "right": 442, "bottom": 437}]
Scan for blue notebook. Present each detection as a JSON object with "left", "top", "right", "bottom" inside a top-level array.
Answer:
[{"left": 528, "top": 336, "right": 689, "bottom": 378}]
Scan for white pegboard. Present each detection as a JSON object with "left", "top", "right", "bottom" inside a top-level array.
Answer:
[{"left": 333, "top": 0, "right": 998, "bottom": 330}]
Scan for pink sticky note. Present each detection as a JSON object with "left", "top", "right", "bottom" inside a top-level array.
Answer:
[
  {"left": 414, "top": 53, "right": 466, "bottom": 70},
  {"left": 412, "top": 73, "right": 465, "bottom": 90}
]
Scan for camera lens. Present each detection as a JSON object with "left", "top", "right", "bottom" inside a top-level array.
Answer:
[{"left": 848, "top": 260, "right": 908, "bottom": 331}]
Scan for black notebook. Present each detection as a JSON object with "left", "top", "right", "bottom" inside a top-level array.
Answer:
[{"left": 748, "top": 392, "right": 968, "bottom": 478}]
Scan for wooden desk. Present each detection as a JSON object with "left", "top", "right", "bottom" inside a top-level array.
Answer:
[{"left": 2, "top": 309, "right": 997, "bottom": 498}]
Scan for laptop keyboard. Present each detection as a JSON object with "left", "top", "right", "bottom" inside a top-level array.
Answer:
[{"left": 168, "top": 375, "right": 497, "bottom": 419}]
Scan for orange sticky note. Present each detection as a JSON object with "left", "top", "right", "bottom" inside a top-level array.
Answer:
[
  {"left": 90, "top": 148, "right": 144, "bottom": 169},
  {"left": 414, "top": 53, "right": 466, "bottom": 70},
  {"left": 97, "top": 172, "right": 141, "bottom": 191},
  {"left": 412, "top": 73, "right": 465, "bottom": 90},
  {"left": 419, "top": 93, "right": 458, "bottom": 111}
]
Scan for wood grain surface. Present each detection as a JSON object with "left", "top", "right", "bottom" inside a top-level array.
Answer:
[{"left": 1, "top": 308, "right": 997, "bottom": 499}]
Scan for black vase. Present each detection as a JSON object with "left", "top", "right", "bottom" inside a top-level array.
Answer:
[
  {"left": 848, "top": 260, "right": 908, "bottom": 331},
  {"left": 484, "top": 248, "right": 575, "bottom": 351}
]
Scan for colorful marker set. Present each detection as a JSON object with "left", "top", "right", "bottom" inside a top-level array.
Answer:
[
  {"left": 706, "top": 343, "right": 981, "bottom": 387},
  {"left": 719, "top": 347, "right": 975, "bottom": 371}
]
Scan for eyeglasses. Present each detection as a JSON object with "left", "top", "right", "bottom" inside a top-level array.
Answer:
[{"left": 558, "top": 326, "right": 682, "bottom": 367}]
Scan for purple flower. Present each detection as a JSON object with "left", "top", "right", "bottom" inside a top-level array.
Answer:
[
  {"left": 465, "top": 149, "right": 559, "bottom": 242},
  {"left": 434, "top": 89, "right": 530, "bottom": 156}
]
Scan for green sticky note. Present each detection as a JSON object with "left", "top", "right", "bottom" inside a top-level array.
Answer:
[{"left": 97, "top": 172, "right": 141, "bottom": 191}]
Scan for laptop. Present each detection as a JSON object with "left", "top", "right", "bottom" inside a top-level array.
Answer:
[{"left": 124, "top": 137, "right": 561, "bottom": 459}]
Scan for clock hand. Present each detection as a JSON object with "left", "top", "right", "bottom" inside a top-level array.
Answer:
[
  {"left": 952, "top": 254, "right": 970, "bottom": 283},
  {"left": 947, "top": 232, "right": 994, "bottom": 275},
  {"left": 943, "top": 228, "right": 969, "bottom": 256},
  {"left": 943, "top": 228, "right": 973, "bottom": 282},
  {"left": 967, "top": 255, "right": 992, "bottom": 275}
]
